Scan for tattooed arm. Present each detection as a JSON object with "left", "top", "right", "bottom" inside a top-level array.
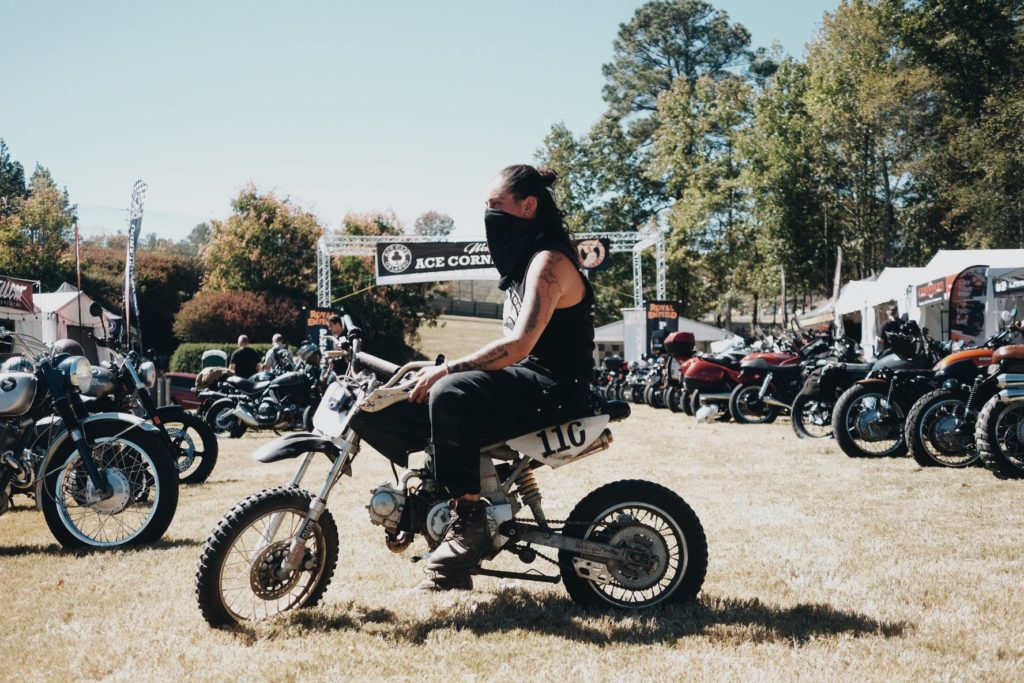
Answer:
[{"left": 408, "top": 250, "right": 574, "bottom": 402}]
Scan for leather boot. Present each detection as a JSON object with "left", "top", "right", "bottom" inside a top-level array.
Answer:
[{"left": 416, "top": 498, "right": 491, "bottom": 591}]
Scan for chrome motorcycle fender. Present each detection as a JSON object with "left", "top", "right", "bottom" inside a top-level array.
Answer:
[
  {"left": 507, "top": 415, "right": 611, "bottom": 469},
  {"left": 33, "top": 412, "right": 160, "bottom": 507},
  {"left": 251, "top": 431, "right": 340, "bottom": 464}
]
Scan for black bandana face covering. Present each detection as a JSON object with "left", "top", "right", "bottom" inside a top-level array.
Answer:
[{"left": 485, "top": 209, "right": 544, "bottom": 289}]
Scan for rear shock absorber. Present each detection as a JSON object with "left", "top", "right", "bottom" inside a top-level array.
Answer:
[{"left": 513, "top": 468, "right": 546, "bottom": 527}]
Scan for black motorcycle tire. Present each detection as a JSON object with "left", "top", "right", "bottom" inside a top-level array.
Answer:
[
  {"left": 681, "top": 389, "right": 694, "bottom": 416},
  {"left": 303, "top": 404, "right": 315, "bottom": 433},
  {"left": 196, "top": 486, "right": 339, "bottom": 627},
  {"left": 667, "top": 387, "right": 683, "bottom": 413},
  {"left": 906, "top": 388, "right": 978, "bottom": 468},
  {"left": 976, "top": 395, "right": 1024, "bottom": 479},
  {"left": 156, "top": 406, "right": 220, "bottom": 484},
  {"left": 558, "top": 479, "right": 707, "bottom": 610},
  {"left": 41, "top": 421, "right": 179, "bottom": 549},
  {"left": 832, "top": 384, "right": 908, "bottom": 458},
  {"left": 643, "top": 385, "right": 655, "bottom": 406},
  {"left": 791, "top": 394, "right": 833, "bottom": 439},
  {"left": 206, "top": 399, "right": 248, "bottom": 439},
  {"left": 728, "top": 384, "right": 778, "bottom": 425}
]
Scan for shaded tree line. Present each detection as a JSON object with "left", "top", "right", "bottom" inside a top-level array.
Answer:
[{"left": 538, "top": 0, "right": 1024, "bottom": 326}]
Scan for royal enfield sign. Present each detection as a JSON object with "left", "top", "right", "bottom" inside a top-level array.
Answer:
[
  {"left": 0, "top": 275, "right": 35, "bottom": 312},
  {"left": 645, "top": 300, "right": 682, "bottom": 355},
  {"left": 375, "top": 241, "right": 498, "bottom": 285}
]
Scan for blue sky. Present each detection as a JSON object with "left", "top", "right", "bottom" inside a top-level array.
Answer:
[{"left": 1, "top": 1, "right": 837, "bottom": 242}]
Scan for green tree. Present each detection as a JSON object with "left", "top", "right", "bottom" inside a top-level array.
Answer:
[
  {"left": 0, "top": 139, "right": 26, "bottom": 218},
  {"left": 412, "top": 211, "right": 455, "bottom": 237},
  {"left": 203, "top": 186, "right": 322, "bottom": 302},
  {"left": 0, "top": 165, "right": 75, "bottom": 286}
]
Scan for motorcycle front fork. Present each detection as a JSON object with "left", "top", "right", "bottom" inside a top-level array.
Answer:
[
  {"left": 758, "top": 372, "right": 774, "bottom": 400},
  {"left": 262, "top": 430, "right": 360, "bottom": 575}
]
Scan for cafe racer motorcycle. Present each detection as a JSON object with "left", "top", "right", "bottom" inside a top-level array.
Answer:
[{"left": 195, "top": 317, "right": 708, "bottom": 626}]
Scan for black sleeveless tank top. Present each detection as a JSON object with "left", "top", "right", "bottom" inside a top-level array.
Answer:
[{"left": 501, "top": 240, "right": 596, "bottom": 380}]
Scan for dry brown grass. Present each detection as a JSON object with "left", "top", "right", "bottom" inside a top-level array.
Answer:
[
  {"left": 416, "top": 315, "right": 504, "bottom": 362},
  {"left": 3, "top": 408, "right": 1024, "bottom": 682}
]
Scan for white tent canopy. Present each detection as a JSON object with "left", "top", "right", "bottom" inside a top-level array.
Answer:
[{"left": 0, "top": 283, "right": 117, "bottom": 362}]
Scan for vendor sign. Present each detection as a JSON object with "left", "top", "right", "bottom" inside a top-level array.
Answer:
[
  {"left": 949, "top": 265, "right": 988, "bottom": 346},
  {"left": 646, "top": 300, "right": 682, "bottom": 355},
  {"left": 0, "top": 274, "right": 34, "bottom": 312},
  {"left": 916, "top": 276, "right": 948, "bottom": 306},
  {"left": 304, "top": 306, "right": 341, "bottom": 344},
  {"left": 993, "top": 268, "right": 1024, "bottom": 297}
]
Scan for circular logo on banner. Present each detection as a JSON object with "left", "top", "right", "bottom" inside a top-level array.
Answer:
[
  {"left": 576, "top": 239, "right": 607, "bottom": 269},
  {"left": 381, "top": 244, "right": 413, "bottom": 273}
]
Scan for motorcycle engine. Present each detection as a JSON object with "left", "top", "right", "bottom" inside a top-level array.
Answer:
[
  {"left": 256, "top": 399, "right": 282, "bottom": 425},
  {"left": 367, "top": 483, "right": 451, "bottom": 548},
  {"left": 367, "top": 483, "right": 405, "bottom": 531}
]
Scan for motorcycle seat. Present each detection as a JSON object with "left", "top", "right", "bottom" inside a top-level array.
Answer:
[
  {"left": 704, "top": 356, "right": 738, "bottom": 369},
  {"left": 743, "top": 358, "right": 800, "bottom": 372},
  {"left": 844, "top": 363, "right": 873, "bottom": 372},
  {"left": 225, "top": 376, "right": 271, "bottom": 394},
  {"left": 993, "top": 345, "right": 1024, "bottom": 362}
]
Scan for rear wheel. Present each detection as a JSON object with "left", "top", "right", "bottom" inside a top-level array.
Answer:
[
  {"left": 206, "top": 400, "right": 247, "bottom": 439},
  {"left": 729, "top": 385, "right": 779, "bottom": 425},
  {"left": 907, "top": 389, "right": 978, "bottom": 468},
  {"left": 667, "top": 387, "right": 683, "bottom": 413},
  {"left": 681, "top": 389, "right": 694, "bottom": 416},
  {"left": 195, "top": 486, "right": 338, "bottom": 626},
  {"left": 976, "top": 396, "right": 1024, "bottom": 479},
  {"left": 791, "top": 395, "right": 834, "bottom": 439},
  {"left": 558, "top": 480, "right": 707, "bottom": 610}
]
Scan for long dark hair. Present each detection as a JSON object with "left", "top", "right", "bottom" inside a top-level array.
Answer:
[{"left": 498, "top": 164, "right": 579, "bottom": 266}]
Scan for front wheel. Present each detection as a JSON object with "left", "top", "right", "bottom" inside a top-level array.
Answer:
[
  {"left": 791, "top": 394, "right": 834, "bottom": 439},
  {"left": 41, "top": 422, "right": 179, "bottom": 549},
  {"left": 195, "top": 486, "right": 339, "bottom": 627},
  {"left": 976, "top": 396, "right": 1024, "bottom": 479},
  {"left": 832, "top": 383, "right": 908, "bottom": 458},
  {"left": 667, "top": 387, "right": 683, "bottom": 413},
  {"left": 157, "top": 407, "right": 219, "bottom": 484},
  {"left": 906, "top": 389, "right": 977, "bottom": 468},
  {"left": 205, "top": 399, "right": 248, "bottom": 439},
  {"left": 729, "top": 384, "right": 778, "bottom": 424},
  {"left": 558, "top": 480, "right": 707, "bottom": 610}
]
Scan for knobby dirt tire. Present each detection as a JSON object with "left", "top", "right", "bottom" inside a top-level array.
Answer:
[
  {"left": 906, "top": 389, "right": 977, "bottom": 468},
  {"left": 976, "top": 396, "right": 1024, "bottom": 479},
  {"left": 195, "top": 486, "right": 339, "bottom": 627},
  {"left": 558, "top": 479, "right": 707, "bottom": 610}
]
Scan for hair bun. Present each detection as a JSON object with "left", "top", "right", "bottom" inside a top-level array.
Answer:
[{"left": 537, "top": 167, "right": 558, "bottom": 188}]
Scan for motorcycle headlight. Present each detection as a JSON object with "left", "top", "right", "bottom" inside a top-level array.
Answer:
[
  {"left": 60, "top": 355, "right": 93, "bottom": 394},
  {"left": 139, "top": 360, "right": 157, "bottom": 388}
]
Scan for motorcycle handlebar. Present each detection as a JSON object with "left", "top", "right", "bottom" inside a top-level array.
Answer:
[
  {"left": 342, "top": 314, "right": 361, "bottom": 339},
  {"left": 354, "top": 351, "right": 400, "bottom": 380}
]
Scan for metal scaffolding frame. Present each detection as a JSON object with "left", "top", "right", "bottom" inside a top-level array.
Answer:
[{"left": 316, "top": 230, "right": 666, "bottom": 308}]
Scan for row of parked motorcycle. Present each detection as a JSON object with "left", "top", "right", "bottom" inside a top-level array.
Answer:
[{"left": 594, "top": 314, "right": 1024, "bottom": 479}]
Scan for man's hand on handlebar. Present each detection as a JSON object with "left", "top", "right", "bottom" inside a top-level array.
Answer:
[{"left": 409, "top": 364, "right": 449, "bottom": 403}]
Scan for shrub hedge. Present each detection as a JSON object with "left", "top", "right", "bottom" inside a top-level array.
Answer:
[{"left": 169, "top": 343, "right": 277, "bottom": 374}]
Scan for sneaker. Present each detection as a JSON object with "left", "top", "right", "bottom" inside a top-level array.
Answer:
[{"left": 415, "top": 498, "right": 490, "bottom": 591}]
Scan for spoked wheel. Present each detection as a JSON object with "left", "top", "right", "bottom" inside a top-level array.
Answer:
[
  {"left": 791, "top": 395, "right": 834, "bottom": 439},
  {"left": 195, "top": 486, "right": 339, "bottom": 627},
  {"left": 41, "top": 422, "right": 178, "bottom": 549},
  {"left": 976, "top": 397, "right": 1024, "bottom": 479},
  {"left": 667, "top": 387, "right": 683, "bottom": 413},
  {"left": 832, "top": 384, "right": 907, "bottom": 458},
  {"left": 729, "top": 385, "right": 778, "bottom": 425},
  {"left": 558, "top": 480, "right": 707, "bottom": 610},
  {"left": 907, "top": 389, "right": 977, "bottom": 468},
  {"left": 157, "top": 407, "right": 219, "bottom": 484}
]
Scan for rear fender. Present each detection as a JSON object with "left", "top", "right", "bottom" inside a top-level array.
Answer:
[
  {"left": 34, "top": 413, "right": 161, "bottom": 507},
  {"left": 252, "top": 431, "right": 340, "bottom": 464},
  {"left": 855, "top": 378, "right": 888, "bottom": 387}
]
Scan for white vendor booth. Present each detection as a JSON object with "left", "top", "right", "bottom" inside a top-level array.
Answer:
[
  {"left": 0, "top": 278, "right": 115, "bottom": 363},
  {"left": 833, "top": 268, "right": 925, "bottom": 359},
  {"left": 617, "top": 307, "right": 732, "bottom": 362}
]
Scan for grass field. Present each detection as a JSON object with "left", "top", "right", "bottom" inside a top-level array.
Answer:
[
  {"left": 416, "top": 314, "right": 503, "bottom": 362},
  {"left": 3, "top": 405, "right": 1024, "bottom": 682}
]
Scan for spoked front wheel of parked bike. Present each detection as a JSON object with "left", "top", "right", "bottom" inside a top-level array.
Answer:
[
  {"left": 41, "top": 422, "right": 179, "bottom": 549},
  {"left": 558, "top": 479, "right": 707, "bottom": 610},
  {"left": 976, "top": 396, "right": 1024, "bottom": 479},
  {"left": 729, "top": 384, "right": 778, "bottom": 424},
  {"left": 791, "top": 395, "right": 834, "bottom": 439},
  {"left": 906, "top": 389, "right": 977, "bottom": 468},
  {"left": 157, "top": 407, "right": 219, "bottom": 484},
  {"left": 195, "top": 486, "right": 339, "bottom": 627}
]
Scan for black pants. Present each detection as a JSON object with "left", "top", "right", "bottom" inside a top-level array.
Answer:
[{"left": 349, "top": 359, "right": 589, "bottom": 498}]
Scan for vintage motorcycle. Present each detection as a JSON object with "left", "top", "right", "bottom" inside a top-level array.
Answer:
[
  {"left": 790, "top": 336, "right": 869, "bottom": 439},
  {"left": 195, "top": 317, "right": 708, "bottom": 626},
  {"left": 831, "top": 321, "right": 947, "bottom": 458},
  {"left": 0, "top": 329, "right": 178, "bottom": 548},
  {"left": 727, "top": 336, "right": 831, "bottom": 424},
  {"left": 82, "top": 302, "right": 218, "bottom": 484},
  {"left": 198, "top": 342, "right": 323, "bottom": 438},
  {"left": 974, "top": 338, "right": 1024, "bottom": 478},
  {"left": 904, "top": 314, "right": 1022, "bottom": 468}
]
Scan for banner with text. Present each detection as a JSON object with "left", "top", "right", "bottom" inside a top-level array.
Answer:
[
  {"left": 949, "top": 265, "right": 988, "bottom": 346},
  {"left": 645, "top": 300, "right": 683, "bottom": 356},
  {"left": 375, "top": 241, "right": 498, "bottom": 285},
  {"left": 0, "top": 274, "right": 35, "bottom": 313}
]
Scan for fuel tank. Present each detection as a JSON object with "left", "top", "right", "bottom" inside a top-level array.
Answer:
[{"left": 0, "top": 372, "right": 37, "bottom": 417}]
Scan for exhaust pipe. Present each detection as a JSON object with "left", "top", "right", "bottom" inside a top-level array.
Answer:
[
  {"left": 763, "top": 397, "right": 792, "bottom": 409},
  {"left": 698, "top": 392, "right": 733, "bottom": 402},
  {"left": 227, "top": 405, "right": 261, "bottom": 428},
  {"left": 998, "top": 386, "right": 1024, "bottom": 403},
  {"left": 996, "top": 374, "right": 1024, "bottom": 389}
]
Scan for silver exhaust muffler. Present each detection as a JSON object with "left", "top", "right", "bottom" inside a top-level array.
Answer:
[
  {"left": 227, "top": 405, "right": 261, "bottom": 427},
  {"left": 996, "top": 374, "right": 1024, "bottom": 389},
  {"left": 998, "top": 386, "right": 1024, "bottom": 403}
]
